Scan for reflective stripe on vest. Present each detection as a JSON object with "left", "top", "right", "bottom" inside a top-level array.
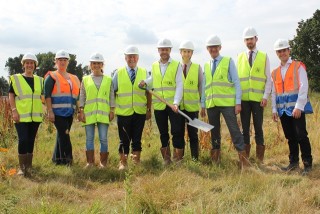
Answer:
[
  {"left": 237, "top": 51, "right": 267, "bottom": 101},
  {"left": 116, "top": 67, "right": 147, "bottom": 115},
  {"left": 152, "top": 60, "right": 179, "bottom": 110},
  {"left": 10, "top": 74, "right": 43, "bottom": 122},
  {"left": 46, "top": 71, "right": 80, "bottom": 117},
  {"left": 181, "top": 63, "right": 200, "bottom": 112},
  {"left": 204, "top": 57, "right": 235, "bottom": 108},
  {"left": 82, "top": 75, "right": 111, "bottom": 125},
  {"left": 271, "top": 60, "right": 313, "bottom": 116}
]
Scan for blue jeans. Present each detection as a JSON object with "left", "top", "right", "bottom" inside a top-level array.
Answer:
[{"left": 85, "top": 123, "right": 109, "bottom": 152}]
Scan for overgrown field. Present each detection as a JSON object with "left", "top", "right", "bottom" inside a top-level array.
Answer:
[{"left": 1, "top": 95, "right": 320, "bottom": 213}]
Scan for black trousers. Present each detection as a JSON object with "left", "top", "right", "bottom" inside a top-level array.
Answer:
[
  {"left": 15, "top": 122, "right": 40, "bottom": 154},
  {"left": 154, "top": 106, "right": 185, "bottom": 149},
  {"left": 52, "top": 115, "right": 74, "bottom": 165},
  {"left": 181, "top": 110, "right": 199, "bottom": 159},
  {"left": 280, "top": 113, "right": 312, "bottom": 166},
  {"left": 240, "top": 101, "right": 264, "bottom": 145},
  {"left": 117, "top": 113, "right": 146, "bottom": 154}
]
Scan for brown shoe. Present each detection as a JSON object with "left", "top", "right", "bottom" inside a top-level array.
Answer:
[
  {"left": 173, "top": 148, "right": 184, "bottom": 162},
  {"left": 99, "top": 152, "right": 109, "bottom": 168},
  {"left": 239, "top": 150, "right": 250, "bottom": 169},
  {"left": 85, "top": 150, "right": 95, "bottom": 168},
  {"left": 245, "top": 144, "right": 251, "bottom": 158},
  {"left": 17, "top": 154, "right": 28, "bottom": 176},
  {"left": 119, "top": 153, "right": 128, "bottom": 170},
  {"left": 160, "top": 147, "right": 172, "bottom": 166},
  {"left": 256, "top": 144, "right": 265, "bottom": 163},
  {"left": 131, "top": 151, "right": 141, "bottom": 164},
  {"left": 210, "top": 149, "right": 221, "bottom": 164}
]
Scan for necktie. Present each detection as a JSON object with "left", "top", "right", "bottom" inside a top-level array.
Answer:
[
  {"left": 212, "top": 59, "right": 217, "bottom": 76},
  {"left": 130, "top": 69, "right": 135, "bottom": 84},
  {"left": 183, "top": 64, "right": 187, "bottom": 78},
  {"left": 249, "top": 51, "right": 253, "bottom": 67}
]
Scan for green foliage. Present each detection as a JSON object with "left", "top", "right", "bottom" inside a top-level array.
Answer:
[
  {"left": 290, "top": 9, "right": 320, "bottom": 91},
  {"left": 5, "top": 54, "right": 23, "bottom": 75},
  {"left": 0, "top": 76, "right": 9, "bottom": 96},
  {"left": 36, "top": 52, "right": 55, "bottom": 77}
]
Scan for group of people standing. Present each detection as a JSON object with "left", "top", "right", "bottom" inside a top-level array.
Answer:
[{"left": 9, "top": 26, "right": 313, "bottom": 177}]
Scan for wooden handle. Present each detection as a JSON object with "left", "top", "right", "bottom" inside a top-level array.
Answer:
[{"left": 147, "top": 89, "right": 175, "bottom": 109}]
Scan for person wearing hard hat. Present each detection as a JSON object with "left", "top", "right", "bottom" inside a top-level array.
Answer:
[
  {"left": 179, "top": 40, "right": 203, "bottom": 161},
  {"left": 44, "top": 50, "right": 80, "bottom": 165},
  {"left": 8, "top": 53, "right": 44, "bottom": 176},
  {"left": 271, "top": 39, "right": 313, "bottom": 174},
  {"left": 139, "top": 38, "right": 184, "bottom": 165},
  {"left": 237, "top": 27, "right": 271, "bottom": 163},
  {"left": 78, "top": 53, "right": 115, "bottom": 168},
  {"left": 113, "top": 45, "right": 152, "bottom": 170},
  {"left": 201, "top": 35, "right": 249, "bottom": 168}
]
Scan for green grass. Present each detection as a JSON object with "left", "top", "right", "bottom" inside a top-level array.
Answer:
[{"left": 1, "top": 95, "right": 320, "bottom": 213}]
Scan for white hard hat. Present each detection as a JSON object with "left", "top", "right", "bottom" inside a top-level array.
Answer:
[
  {"left": 179, "top": 40, "right": 194, "bottom": 50},
  {"left": 21, "top": 53, "right": 38, "bottom": 66},
  {"left": 157, "top": 38, "right": 173, "bottom": 48},
  {"left": 242, "top": 27, "right": 258, "bottom": 39},
  {"left": 274, "top": 39, "right": 290, "bottom": 50},
  {"left": 124, "top": 45, "right": 139, "bottom": 55},
  {"left": 55, "top": 50, "right": 70, "bottom": 59},
  {"left": 89, "top": 53, "right": 104, "bottom": 62},
  {"left": 206, "top": 35, "right": 221, "bottom": 46}
]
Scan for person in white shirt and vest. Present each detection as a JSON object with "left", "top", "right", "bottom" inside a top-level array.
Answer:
[
  {"left": 78, "top": 53, "right": 115, "bottom": 168},
  {"left": 271, "top": 39, "right": 313, "bottom": 174},
  {"left": 237, "top": 27, "right": 271, "bottom": 163},
  {"left": 201, "top": 35, "right": 249, "bottom": 168},
  {"left": 140, "top": 38, "right": 184, "bottom": 165},
  {"left": 113, "top": 45, "right": 152, "bottom": 170},
  {"left": 9, "top": 53, "right": 44, "bottom": 176},
  {"left": 179, "top": 40, "right": 203, "bottom": 161}
]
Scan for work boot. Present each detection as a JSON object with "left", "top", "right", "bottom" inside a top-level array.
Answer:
[
  {"left": 119, "top": 153, "right": 128, "bottom": 170},
  {"left": 85, "top": 150, "right": 95, "bottom": 168},
  {"left": 25, "top": 153, "right": 33, "bottom": 176},
  {"left": 281, "top": 162, "right": 299, "bottom": 172},
  {"left": 131, "top": 151, "right": 141, "bottom": 165},
  {"left": 256, "top": 144, "right": 265, "bottom": 163},
  {"left": 238, "top": 151, "right": 250, "bottom": 169},
  {"left": 173, "top": 148, "right": 184, "bottom": 162},
  {"left": 210, "top": 149, "right": 221, "bottom": 164},
  {"left": 245, "top": 144, "right": 251, "bottom": 158},
  {"left": 160, "top": 147, "right": 172, "bottom": 166},
  {"left": 17, "top": 154, "right": 28, "bottom": 176},
  {"left": 99, "top": 152, "right": 109, "bottom": 168},
  {"left": 302, "top": 164, "right": 312, "bottom": 175}
]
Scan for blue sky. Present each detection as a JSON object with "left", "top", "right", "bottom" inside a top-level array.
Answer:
[{"left": 0, "top": 0, "right": 318, "bottom": 78}]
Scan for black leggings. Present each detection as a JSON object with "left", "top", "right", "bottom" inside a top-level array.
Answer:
[{"left": 15, "top": 122, "right": 41, "bottom": 154}]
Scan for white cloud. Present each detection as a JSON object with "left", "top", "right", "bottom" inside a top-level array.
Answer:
[{"left": 0, "top": 0, "right": 319, "bottom": 79}]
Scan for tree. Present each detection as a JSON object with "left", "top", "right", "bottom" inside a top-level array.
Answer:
[
  {"left": 36, "top": 52, "right": 55, "bottom": 77},
  {"left": 0, "top": 76, "right": 9, "bottom": 96},
  {"left": 290, "top": 9, "right": 320, "bottom": 92},
  {"left": 5, "top": 54, "right": 24, "bottom": 75}
]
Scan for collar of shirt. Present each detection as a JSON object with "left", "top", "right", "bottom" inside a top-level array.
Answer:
[
  {"left": 126, "top": 66, "right": 137, "bottom": 72},
  {"left": 280, "top": 57, "right": 292, "bottom": 68},
  {"left": 159, "top": 57, "right": 172, "bottom": 65},
  {"left": 246, "top": 48, "right": 257, "bottom": 55}
]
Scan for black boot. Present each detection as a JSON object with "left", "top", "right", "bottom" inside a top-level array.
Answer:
[{"left": 281, "top": 162, "right": 299, "bottom": 172}]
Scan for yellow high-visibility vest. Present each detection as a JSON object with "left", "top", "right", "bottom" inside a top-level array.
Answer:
[
  {"left": 82, "top": 75, "right": 111, "bottom": 125},
  {"left": 237, "top": 51, "right": 267, "bottom": 101},
  {"left": 181, "top": 63, "right": 200, "bottom": 112},
  {"left": 204, "top": 57, "right": 235, "bottom": 108},
  {"left": 152, "top": 60, "right": 179, "bottom": 110},
  {"left": 10, "top": 74, "right": 43, "bottom": 122},
  {"left": 115, "top": 67, "right": 147, "bottom": 115}
]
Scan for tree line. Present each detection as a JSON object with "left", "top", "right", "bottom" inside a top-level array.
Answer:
[{"left": 0, "top": 9, "right": 319, "bottom": 95}]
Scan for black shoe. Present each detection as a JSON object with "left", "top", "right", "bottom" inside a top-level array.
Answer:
[
  {"left": 302, "top": 166, "right": 312, "bottom": 176},
  {"left": 281, "top": 163, "right": 299, "bottom": 172}
]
